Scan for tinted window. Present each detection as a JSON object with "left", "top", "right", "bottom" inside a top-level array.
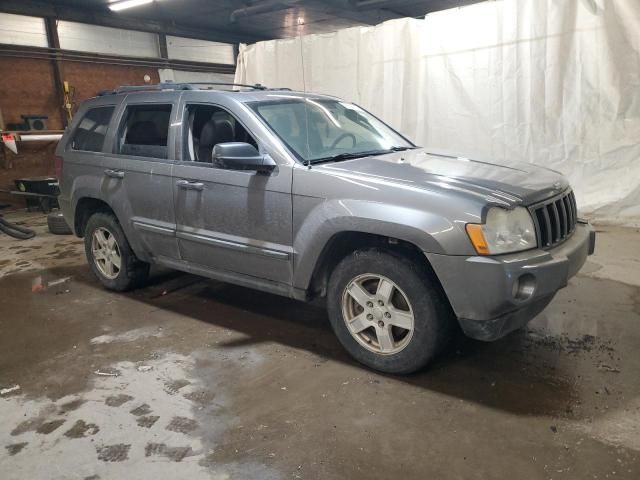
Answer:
[
  {"left": 117, "top": 104, "right": 172, "bottom": 159},
  {"left": 71, "top": 106, "right": 114, "bottom": 152}
]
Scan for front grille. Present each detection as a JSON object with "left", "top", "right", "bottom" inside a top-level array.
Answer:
[{"left": 530, "top": 190, "right": 577, "bottom": 249}]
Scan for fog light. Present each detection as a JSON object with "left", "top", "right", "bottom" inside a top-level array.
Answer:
[{"left": 512, "top": 273, "right": 536, "bottom": 301}]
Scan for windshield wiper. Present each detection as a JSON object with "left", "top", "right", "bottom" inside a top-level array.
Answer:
[
  {"left": 389, "top": 145, "right": 416, "bottom": 151},
  {"left": 310, "top": 150, "right": 392, "bottom": 165}
]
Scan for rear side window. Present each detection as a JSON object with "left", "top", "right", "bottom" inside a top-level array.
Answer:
[
  {"left": 70, "top": 106, "right": 114, "bottom": 152},
  {"left": 117, "top": 104, "right": 172, "bottom": 159}
]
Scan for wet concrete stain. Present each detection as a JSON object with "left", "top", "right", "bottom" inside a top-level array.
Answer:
[
  {"left": 165, "top": 416, "right": 198, "bottom": 434},
  {"left": 53, "top": 250, "right": 82, "bottom": 260},
  {"left": 5, "top": 442, "right": 28, "bottom": 455},
  {"left": 145, "top": 442, "right": 194, "bottom": 462},
  {"left": 136, "top": 415, "right": 160, "bottom": 428},
  {"left": 10, "top": 406, "right": 59, "bottom": 436},
  {"left": 64, "top": 420, "right": 100, "bottom": 438},
  {"left": 105, "top": 394, "right": 134, "bottom": 407},
  {"left": 11, "top": 418, "right": 42, "bottom": 436},
  {"left": 36, "top": 419, "right": 66, "bottom": 435},
  {"left": 164, "top": 379, "right": 190, "bottom": 395},
  {"left": 130, "top": 404, "right": 152, "bottom": 416},
  {"left": 96, "top": 443, "right": 131, "bottom": 462},
  {"left": 183, "top": 390, "right": 216, "bottom": 405},
  {"left": 58, "top": 398, "right": 86, "bottom": 413}
]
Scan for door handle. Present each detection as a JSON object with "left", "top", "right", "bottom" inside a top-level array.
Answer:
[
  {"left": 176, "top": 179, "right": 204, "bottom": 191},
  {"left": 104, "top": 169, "right": 124, "bottom": 179}
]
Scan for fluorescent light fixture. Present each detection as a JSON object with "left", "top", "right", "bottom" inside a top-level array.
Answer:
[{"left": 109, "top": 0, "right": 153, "bottom": 12}]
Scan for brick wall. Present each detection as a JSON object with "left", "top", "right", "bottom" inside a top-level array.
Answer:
[{"left": 0, "top": 56, "right": 159, "bottom": 209}]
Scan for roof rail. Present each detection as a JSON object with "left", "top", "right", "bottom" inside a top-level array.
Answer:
[
  {"left": 97, "top": 82, "right": 269, "bottom": 96},
  {"left": 179, "top": 82, "right": 269, "bottom": 90}
]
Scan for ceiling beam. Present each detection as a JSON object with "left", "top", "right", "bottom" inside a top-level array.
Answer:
[
  {"left": 0, "top": 0, "right": 268, "bottom": 44},
  {"left": 312, "top": 0, "right": 397, "bottom": 26}
]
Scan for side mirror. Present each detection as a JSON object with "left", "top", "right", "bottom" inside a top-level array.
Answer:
[{"left": 212, "top": 142, "right": 276, "bottom": 173}]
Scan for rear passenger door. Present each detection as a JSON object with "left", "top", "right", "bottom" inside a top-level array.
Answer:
[{"left": 102, "top": 94, "right": 180, "bottom": 262}]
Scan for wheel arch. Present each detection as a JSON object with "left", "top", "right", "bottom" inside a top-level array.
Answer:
[
  {"left": 303, "top": 230, "right": 447, "bottom": 303},
  {"left": 74, "top": 197, "right": 115, "bottom": 238}
]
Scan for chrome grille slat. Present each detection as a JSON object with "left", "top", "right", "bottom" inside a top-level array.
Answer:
[
  {"left": 542, "top": 207, "right": 552, "bottom": 247},
  {"left": 550, "top": 202, "right": 560, "bottom": 242},
  {"left": 563, "top": 195, "right": 574, "bottom": 232},
  {"left": 570, "top": 192, "right": 578, "bottom": 223},
  {"left": 557, "top": 199, "right": 568, "bottom": 237},
  {"left": 529, "top": 189, "right": 577, "bottom": 249}
]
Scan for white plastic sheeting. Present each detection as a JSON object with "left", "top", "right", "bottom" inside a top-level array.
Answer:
[{"left": 235, "top": 0, "right": 640, "bottom": 226}]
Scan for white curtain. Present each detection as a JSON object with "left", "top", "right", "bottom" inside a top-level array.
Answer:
[{"left": 235, "top": 0, "right": 640, "bottom": 226}]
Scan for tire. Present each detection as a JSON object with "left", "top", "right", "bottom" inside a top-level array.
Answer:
[
  {"left": 84, "top": 212, "right": 149, "bottom": 291},
  {"left": 47, "top": 212, "right": 73, "bottom": 235},
  {"left": 327, "top": 249, "right": 453, "bottom": 374}
]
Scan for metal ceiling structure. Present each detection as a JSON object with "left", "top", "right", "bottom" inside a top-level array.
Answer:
[{"left": 0, "top": 0, "right": 481, "bottom": 43}]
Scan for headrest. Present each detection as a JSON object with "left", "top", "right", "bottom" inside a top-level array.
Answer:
[
  {"left": 199, "top": 119, "right": 217, "bottom": 147},
  {"left": 213, "top": 118, "right": 234, "bottom": 144}
]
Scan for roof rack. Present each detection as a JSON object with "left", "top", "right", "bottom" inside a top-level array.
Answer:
[{"left": 97, "top": 82, "right": 271, "bottom": 96}]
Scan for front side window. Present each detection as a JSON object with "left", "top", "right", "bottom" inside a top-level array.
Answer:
[
  {"left": 70, "top": 106, "right": 114, "bottom": 152},
  {"left": 183, "top": 104, "right": 257, "bottom": 165},
  {"left": 117, "top": 104, "right": 172, "bottom": 159},
  {"left": 250, "top": 98, "right": 413, "bottom": 164}
]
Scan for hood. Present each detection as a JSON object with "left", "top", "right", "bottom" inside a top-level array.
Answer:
[{"left": 316, "top": 148, "right": 569, "bottom": 207}]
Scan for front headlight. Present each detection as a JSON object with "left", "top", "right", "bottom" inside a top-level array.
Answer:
[{"left": 466, "top": 207, "right": 537, "bottom": 255}]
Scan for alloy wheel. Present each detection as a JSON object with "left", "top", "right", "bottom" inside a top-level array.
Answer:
[
  {"left": 341, "top": 273, "right": 415, "bottom": 355},
  {"left": 91, "top": 227, "right": 122, "bottom": 280}
]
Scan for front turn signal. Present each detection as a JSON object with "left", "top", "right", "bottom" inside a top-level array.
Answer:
[{"left": 466, "top": 224, "right": 490, "bottom": 255}]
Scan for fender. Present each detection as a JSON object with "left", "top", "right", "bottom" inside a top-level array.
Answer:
[{"left": 292, "top": 198, "right": 476, "bottom": 291}]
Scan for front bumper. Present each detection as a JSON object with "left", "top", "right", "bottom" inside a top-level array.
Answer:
[{"left": 426, "top": 221, "right": 595, "bottom": 341}]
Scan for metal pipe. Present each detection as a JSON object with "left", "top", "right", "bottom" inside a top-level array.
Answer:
[
  {"left": 16, "top": 134, "right": 64, "bottom": 142},
  {"left": 355, "top": 0, "right": 396, "bottom": 7},
  {"left": 230, "top": 0, "right": 301, "bottom": 23}
]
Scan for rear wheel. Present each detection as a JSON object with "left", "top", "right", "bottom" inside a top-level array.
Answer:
[
  {"left": 84, "top": 212, "right": 149, "bottom": 291},
  {"left": 327, "top": 249, "right": 453, "bottom": 374}
]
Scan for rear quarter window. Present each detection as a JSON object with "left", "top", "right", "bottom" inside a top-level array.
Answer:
[{"left": 70, "top": 106, "right": 115, "bottom": 152}]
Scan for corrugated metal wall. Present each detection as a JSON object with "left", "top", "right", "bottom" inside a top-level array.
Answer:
[
  {"left": 166, "top": 36, "right": 234, "bottom": 64},
  {"left": 0, "top": 13, "right": 47, "bottom": 48},
  {"left": 57, "top": 21, "right": 160, "bottom": 57}
]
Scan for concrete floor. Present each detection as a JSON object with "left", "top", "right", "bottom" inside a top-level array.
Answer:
[{"left": 1, "top": 211, "right": 639, "bottom": 479}]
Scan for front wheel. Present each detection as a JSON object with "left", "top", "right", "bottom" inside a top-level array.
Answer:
[
  {"left": 327, "top": 249, "right": 453, "bottom": 374},
  {"left": 84, "top": 212, "right": 149, "bottom": 291}
]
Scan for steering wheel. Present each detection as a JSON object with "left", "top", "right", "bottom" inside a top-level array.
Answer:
[{"left": 330, "top": 133, "right": 356, "bottom": 149}]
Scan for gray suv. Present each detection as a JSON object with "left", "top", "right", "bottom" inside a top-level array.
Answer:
[{"left": 57, "top": 82, "right": 596, "bottom": 374}]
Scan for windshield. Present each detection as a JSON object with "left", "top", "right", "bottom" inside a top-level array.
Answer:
[{"left": 250, "top": 97, "right": 414, "bottom": 164}]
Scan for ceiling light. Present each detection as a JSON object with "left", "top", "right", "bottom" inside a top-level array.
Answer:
[{"left": 109, "top": 0, "right": 154, "bottom": 12}]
